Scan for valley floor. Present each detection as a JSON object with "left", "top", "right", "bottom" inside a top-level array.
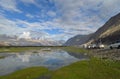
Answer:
[{"left": 0, "top": 46, "right": 120, "bottom": 79}]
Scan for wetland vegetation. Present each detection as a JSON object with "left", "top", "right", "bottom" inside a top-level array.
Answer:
[{"left": 0, "top": 46, "right": 119, "bottom": 79}]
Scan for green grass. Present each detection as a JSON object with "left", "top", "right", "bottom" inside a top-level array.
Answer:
[
  {"left": 0, "top": 46, "right": 66, "bottom": 53},
  {"left": 0, "top": 67, "right": 49, "bottom": 79},
  {"left": 0, "top": 47, "right": 43, "bottom": 52},
  {"left": 51, "top": 58, "right": 120, "bottom": 79},
  {"left": 0, "top": 59, "right": 119, "bottom": 79},
  {"left": 0, "top": 46, "right": 88, "bottom": 53},
  {"left": 0, "top": 46, "right": 65, "bottom": 52},
  {"left": 62, "top": 46, "right": 89, "bottom": 53},
  {"left": 0, "top": 56, "right": 5, "bottom": 59}
]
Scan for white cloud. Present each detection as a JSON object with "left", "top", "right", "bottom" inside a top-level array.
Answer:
[
  {"left": 0, "top": 15, "right": 23, "bottom": 35},
  {"left": 0, "top": 15, "right": 73, "bottom": 41},
  {"left": 26, "top": 14, "right": 34, "bottom": 18},
  {"left": 21, "top": 0, "right": 41, "bottom": 7},
  {"left": 50, "top": 0, "right": 120, "bottom": 34},
  {"left": 99, "top": 0, "right": 120, "bottom": 20},
  {"left": 47, "top": 11, "right": 56, "bottom": 17},
  {"left": 21, "top": 0, "right": 35, "bottom": 4},
  {"left": 0, "top": 0, "right": 21, "bottom": 12},
  {"left": 51, "top": 0, "right": 120, "bottom": 20},
  {"left": 18, "top": 32, "right": 31, "bottom": 40}
]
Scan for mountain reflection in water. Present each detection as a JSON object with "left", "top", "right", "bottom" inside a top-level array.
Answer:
[{"left": 0, "top": 49, "right": 88, "bottom": 76}]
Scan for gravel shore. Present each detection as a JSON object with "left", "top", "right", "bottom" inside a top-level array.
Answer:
[{"left": 89, "top": 49, "right": 120, "bottom": 61}]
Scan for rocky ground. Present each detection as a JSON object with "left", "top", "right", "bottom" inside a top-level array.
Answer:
[{"left": 89, "top": 49, "right": 120, "bottom": 61}]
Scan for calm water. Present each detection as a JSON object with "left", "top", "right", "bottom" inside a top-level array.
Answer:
[{"left": 0, "top": 49, "right": 88, "bottom": 76}]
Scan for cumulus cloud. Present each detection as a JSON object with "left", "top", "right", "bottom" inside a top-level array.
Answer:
[{"left": 0, "top": 0, "right": 21, "bottom": 12}]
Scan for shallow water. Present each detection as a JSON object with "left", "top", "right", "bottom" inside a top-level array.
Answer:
[{"left": 0, "top": 49, "right": 88, "bottom": 76}]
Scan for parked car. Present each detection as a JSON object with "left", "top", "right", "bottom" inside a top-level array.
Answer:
[
  {"left": 87, "top": 44, "right": 105, "bottom": 49},
  {"left": 99, "top": 44, "right": 105, "bottom": 49},
  {"left": 109, "top": 41, "right": 120, "bottom": 49},
  {"left": 87, "top": 44, "right": 96, "bottom": 49}
]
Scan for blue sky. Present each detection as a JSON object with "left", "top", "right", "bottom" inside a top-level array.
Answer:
[{"left": 0, "top": 0, "right": 120, "bottom": 41}]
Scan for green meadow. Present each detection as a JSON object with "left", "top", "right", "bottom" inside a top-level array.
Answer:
[
  {"left": 0, "top": 67, "right": 49, "bottom": 79},
  {"left": 0, "top": 46, "right": 43, "bottom": 52},
  {"left": 51, "top": 58, "right": 120, "bottom": 79},
  {"left": 0, "top": 56, "right": 5, "bottom": 59}
]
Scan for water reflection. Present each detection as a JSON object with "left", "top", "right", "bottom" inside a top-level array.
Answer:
[
  {"left": 0, "top": 49, "right": 88, "bottom": 76},
  {"left": 16, "top": 53, "right": 31, "bottom": 62}
]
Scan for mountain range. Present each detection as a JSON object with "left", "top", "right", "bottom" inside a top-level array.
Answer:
[
  {"left": 0, "top": 34, "right": 65, "bottom": 46},
  {"left": 64, "top": 13, "right": 120, "bottom": 46}
]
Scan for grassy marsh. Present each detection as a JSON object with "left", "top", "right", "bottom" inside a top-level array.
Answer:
[
  {"left": 0, "top": 56, "right": 5, "bottom": 59},
  {"left": 0, "top": 67, "right": 49, "bottom": 79},
  {"left": 51, "top": 58, "right": 120, "bottom": 79},
  {"left": 0, "top": 46, "right": 43, "bottom": 52},
  {"left": 0, "top": 46, "right": 120, "bottom": 79}
]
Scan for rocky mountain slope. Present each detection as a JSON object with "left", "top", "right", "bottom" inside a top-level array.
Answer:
[
  {"left": 64, "top": 13, "right": 120, "bottom": 46},
  {"left": 88, "top": 13, "right": 120, "bottom": 45},
  {"left": 64, "top": 34, "right": 92, "bottom": 46}
]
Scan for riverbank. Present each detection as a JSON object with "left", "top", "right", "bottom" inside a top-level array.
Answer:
[
  {"left": 63, "top": 47, "right": 120, "bottom": 61},
  {"left": 51, "top": 58, "right": 120, "bottom": 79},
  {"left": 89, "top": 49, "right": 120, "bottom": 61},
  {"left": 0, "top": 46, "right": 71, "bottom": 52},
  {"left": 0, "top": 46, "right": 45, "bottom": 52},
  {"left": 45, "top": 47, "right": 120, "bottom": 79},
  {"left": 0, "top": 58, "right": 119, "bottom": 79}
]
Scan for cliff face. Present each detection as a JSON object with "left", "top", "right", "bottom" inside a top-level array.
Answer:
[{"left": 64, "top": 13, "right": 120, "bottom": 46}]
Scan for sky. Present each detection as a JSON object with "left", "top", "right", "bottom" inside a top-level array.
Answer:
[{"left": 0, "top": 0, "right": 120, "bottom": 41}]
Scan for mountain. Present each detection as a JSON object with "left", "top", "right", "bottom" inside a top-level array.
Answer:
[
  {"left": 64, "top": 13, "right": 120, "bottom": 46},
  {"left": 0, "top": 34, "right": 15, "bottom": 46},
  {"left": 87, "top": 13, "right": 120, "bottom": 45},
  {"left": 29, "top": 39, "right": 65, "bottom": 46},
  {"left": 0, "top": 35, "right": 42, "bottom": 46},
  {"left": 11, "top": 39, "right": 42, "bottom": 46},
  {"left": 64, "top": 34, "right": 92, "bottom": 46},
  {"left": 0, "top": 35, "right": 64, "bottom": 46}
]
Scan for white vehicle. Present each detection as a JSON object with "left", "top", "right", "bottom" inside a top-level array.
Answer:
[
  {"left": 109, "top": 41, "right": 120, "bottom": 49},
  {"left": 99, "top": 44, "right": 105, "bottom": 49},
  {"left": 87, "top": 44, "right": 105, "bottom": 49},
  {"left": 87, "top": 44, "right": 96, "bottom": 49}
]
